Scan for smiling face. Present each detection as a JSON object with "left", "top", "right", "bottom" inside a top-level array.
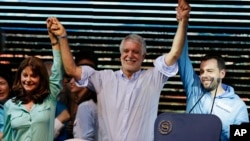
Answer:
[
  {"left": 21, "top": 66, "right": 40, "bottom": 95},
  {"left": 0, "top": 77, "right": 11, "bottom": 104},
  {"left": 69, "top": 78, "right": 87, "bottom": 94},
  {"left": 200, "top": 59, "right": 225, "bottom": 91},
  {"left": 69, "top": 77, "right": 91, "bottom": 104},
  {"left": 120, "top": 39, "right": 145, "bottom": 78},
  {"left": 68, "top": 58, "right": 96, "bottom": 104}
]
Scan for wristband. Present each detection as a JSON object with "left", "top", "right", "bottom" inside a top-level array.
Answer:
[
  {"left": 51, "top": 40, "right": 59, "bottom": 46},
  {"left": 57, "top": 34, "right": 67, "bottom": 39}
]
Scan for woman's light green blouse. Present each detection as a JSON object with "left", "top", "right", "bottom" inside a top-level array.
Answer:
[{"left": 3, "top": 50, "right": 63, "bottom": 141}]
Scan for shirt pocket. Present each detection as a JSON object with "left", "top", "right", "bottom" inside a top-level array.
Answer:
[
  {"left": 34, "top": 106, "right": 51, "bottom": 123},
  {"left": 10, "top": 111, "right": 30, "bottom": 129}
]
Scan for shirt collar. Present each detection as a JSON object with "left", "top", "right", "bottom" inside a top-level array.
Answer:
[
  {"left": 17, "top": 100, "right": 22, "bottom": 106},
  {"left": 119, "top": 69, "right": 142, "bottom": 80}
]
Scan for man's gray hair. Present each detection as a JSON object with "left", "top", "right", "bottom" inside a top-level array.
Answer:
[{"left": 119, "top": 34, "right": 147, "bottom": 55}]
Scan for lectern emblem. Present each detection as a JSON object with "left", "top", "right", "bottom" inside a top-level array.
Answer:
[{"left": 158, "top": 120, "right": 172, "bottom": 135}]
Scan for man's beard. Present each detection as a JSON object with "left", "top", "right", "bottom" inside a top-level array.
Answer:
[{"left": 203, "top": 78, "right": 220, "bottom": 91}]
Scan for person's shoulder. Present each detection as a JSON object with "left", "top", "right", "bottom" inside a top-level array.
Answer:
[
  {"left": 3, "top": 98, "right": 16, "bottom": 111},
  {"left": 103, "top": 69, "right": 116, "bottom": 73},
  {"left": 79, "top": 100, "right": 92, "bottom": 107},
  {"left": 4, "top": 99, "right": 14, "bottom": 106},
  {"left": 78, "top": 100, "right": 96, "bottom": 110},
  {"left": 226, "top": 85, "right": 247, "bottom": 105},
  {"left": 98, "top": 69, "right": 117, "bottom": 76},
  {"left": 145, "top": 67, "right": 154, "bottom": 71}
]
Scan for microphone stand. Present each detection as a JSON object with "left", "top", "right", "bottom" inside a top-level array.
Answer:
[
  {"left": 188, "top": 90, "right": 207, "bottom": 113},
  {"left": 210, "top": 79, "right": 220, "bottom": 114},
  {"left": 188, "top": 78, "right": 214, "bottom": 113}
]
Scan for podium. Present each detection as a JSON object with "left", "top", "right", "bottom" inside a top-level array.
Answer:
[{"left": 154, "top": 112, "right": 222, "bottom": 141}]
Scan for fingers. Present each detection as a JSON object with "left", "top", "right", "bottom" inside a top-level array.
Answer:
[
  {"left": 178, "top": 0, "right": 190, "bottom": 11},
  {"left": 176, "top": 0, "right": 191, "bottom": 21},
  {"left": 46, "top": 17, "right": 59, "bottom": 30},
  {"left": 46, "top": 17, "right": 52, "bottom": 28},
  {"left": 178, "top": 0, "right": 184, "bottom": 6},
  {"left": 46, "top": 17, "right": 56, "bottom": 30},
  {"left": 46, "top": 17, "right": 59, "bottom": 25},
  {"left": 46, "top": 17, "right": 58, "bottom": 37},
  {"left": 52, "top": 17, "right": 59, "bottom": 23},
  {"left": 178, "top": 0, "right": 189, "bottom": 9},
  {"left": 46, "top": 17, "right": 67, "bottom": 37},
  {"left": 176, "top": 7, "right": 181, "bottom": 22},
  {"left": 51, "top": 24, "right": 59, "bottom": 31}
]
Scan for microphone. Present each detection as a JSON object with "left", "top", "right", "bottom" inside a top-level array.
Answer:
[{"left": 188, "top": 77, "right": 214, "bottom": 113}]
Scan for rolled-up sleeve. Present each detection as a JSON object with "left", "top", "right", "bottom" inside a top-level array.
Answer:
[
  {"left": 75, "top": 66, "right": 95, "bottom": 87},
  {"left": 154, "top": 54, "right": 178, "bottom": 77}
]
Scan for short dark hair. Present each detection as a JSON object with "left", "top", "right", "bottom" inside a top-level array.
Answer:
[
  {"left": 201, "top": 54, "right": 226, "bottom": 70},
  {"left": 74, "top": 48, "right": 98, "bottom": 69}
]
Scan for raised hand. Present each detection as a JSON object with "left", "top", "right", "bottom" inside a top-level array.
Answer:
[
  {"left": 46, "top": 17, "right": 57, "bottom": 43},
  {"left": 46, "top": 17, "right": 67, "bottom": 37},
  {"left": 176, "top": 0, "right": 191, "bottom": 22}
]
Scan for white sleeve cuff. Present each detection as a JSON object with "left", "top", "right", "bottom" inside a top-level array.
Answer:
[{"left": 54, "top": 118, "right": 64, "bottom": 138}]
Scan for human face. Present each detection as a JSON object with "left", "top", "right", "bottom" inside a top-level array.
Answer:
[
  {"left": 120, "top": 39, "right": 145, "bottom": 77},
  {"left": 69, "top": 78, "right": 90, "bottom": 103},
  {"left": 200, "top": 59, "right": 225, "bottom": 91},
  {"left": 21, "top": 66, "right": 40, "bottom": 95},
  {"left": 69, "top": 78, "right": 81, "bottom": 93},
  {"left": 0, "top": 77, "right": 10, "bottom": 104}
]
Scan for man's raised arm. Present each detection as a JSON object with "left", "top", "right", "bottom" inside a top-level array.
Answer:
[{"left": 165, "top": 0, "right": 191, "bottom": 66}]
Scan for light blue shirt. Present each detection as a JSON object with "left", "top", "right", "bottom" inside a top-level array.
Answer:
[
  {"left": 76, "top": 54, "right": 178, "bottom": 141},
  {"left": 178, "top": 38, "right": 249, "bottom": 141},
  {"left": 3, "top": 50, "right": 63, "bottom": 141},
  {"left": 73, "top": 99, "right": 98, "bottom": 141}
]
